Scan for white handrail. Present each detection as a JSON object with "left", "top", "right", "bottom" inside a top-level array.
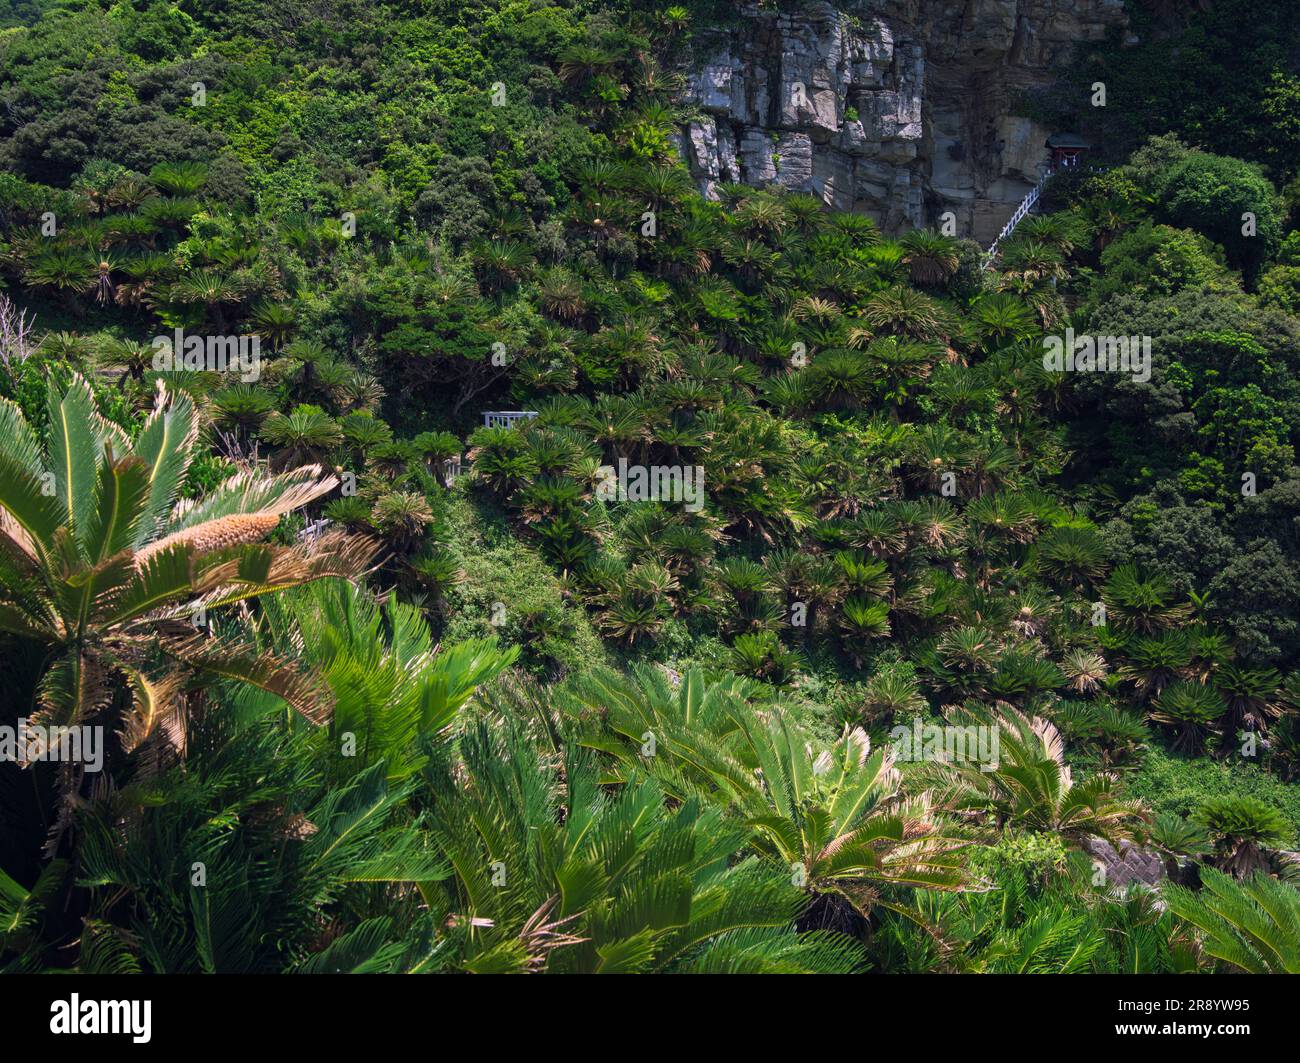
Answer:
[
  {"left": 985, "top": 173, "right": 1049, "bottom": 262},
  {"left": 299, "top": 517, "right": 333, "bottom": 543},
  {"left": 481, "top": 410, "right": 539, "bottom": 428},
  {"left": 983, "top": 164, "right": 1102, "bottom": 268}
]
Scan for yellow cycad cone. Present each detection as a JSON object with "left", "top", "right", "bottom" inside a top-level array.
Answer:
[{"left": 135, "top": 512, "right": 281, "bottom": 568}]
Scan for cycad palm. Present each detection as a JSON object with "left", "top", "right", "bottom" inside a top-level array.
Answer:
[
  {"left": 149, "top": 161, "right": 208, "bottom": 197},
  {"left": 1034, "top": 524, "right": 1108, "bottom": 589},
  {"left": 559, "top": 666, "right": 970, "bottom": 919},
  {"left": 1102, "top": 564, "right": 1192, "bottom": 634},
  {"left": 260, "top": 404, "right": 344, "bottom": 470},
  {"left": 254, "top": 579, "right": 515, "bottom": 782},
  {"left": 425, "top": 719, "right": 864, "bottom": 973},
  {"left": 863, "top": 336, "right": 938, "bottom": 411},
  {"left": 166, "top": 269, "right": 244, "bottom": 330},
  {"left": 875, "top": 862, "right": 1194, "bottom": 974},
  {"left": 1164, "top": 868, "right": 1300, "bottom": 973},
  {"left": 1194, "top": 796, "right": 1289, "bottom": 878},
  {"left": 900, "top": 229, "right": 960, "bottom": 287},
  {"left": 739, "top": 717, "right": 970, "bottom": 919},
  {"left": 1150, "top": 679, "right": 1223, "bottom": 753},
  {"left": 860, "top": 285, "right": 951, "bottom": 341},
  {"left": 970, "top": 292, "right": 1038, "bottom": 348},
  {"left": 24, "top": 248, "right": 96, "bottom": 302},
  {"left": 837, "top": 596, "right": 891, "bottom": 665},
  {"left": 916, "top": 707, "right": 1146, "bottom": 846},
  {"left": 0, "top": 375, "right": 375, "bottom": 767}
]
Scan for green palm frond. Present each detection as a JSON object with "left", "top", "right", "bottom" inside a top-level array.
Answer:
[{"left": 1164, "top": 868, "right": 1300, "bottom": 973}]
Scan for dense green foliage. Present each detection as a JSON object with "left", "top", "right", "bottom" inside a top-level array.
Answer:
[
  {"left": 1038, "top": 0, "right": 1300, "bottom": 182},
  {"left": 1, "top": 0, "right": 1298, "bottom": 974}
]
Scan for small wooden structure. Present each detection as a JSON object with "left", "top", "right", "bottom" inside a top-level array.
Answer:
[
  {"left": 984, "top": 134, "right": 1099, "bottom": 267},
  {"left": 1047, "top": 132, "right": 1090, "bottom": 172}
]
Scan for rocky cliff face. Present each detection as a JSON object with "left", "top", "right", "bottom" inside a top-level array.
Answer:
[{"left": 676, "top": 0, "right": 1129, "bottom": 242}]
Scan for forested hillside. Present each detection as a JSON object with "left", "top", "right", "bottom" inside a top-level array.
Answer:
[{"left": 1, "top": 0, "right": 1299, "bottom": 976}]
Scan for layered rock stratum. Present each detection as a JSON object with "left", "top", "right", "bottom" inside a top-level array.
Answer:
[{"left": 676, "top": 0, "right": 1129, "bottom": 240}]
